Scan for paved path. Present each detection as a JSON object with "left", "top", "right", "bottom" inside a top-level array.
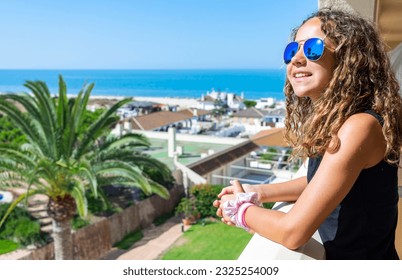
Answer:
[{"left": 102, "top": 216, "right": 189, "bottom": 260}]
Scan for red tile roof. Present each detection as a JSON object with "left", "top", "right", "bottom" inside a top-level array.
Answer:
[
  {"left": 232, "top": 108, "right": 269, "bottom": 118},
  {"left": 250, "top": 128, "right": 288, "bottom": 147},
  {"left": 176, "top": 108, "right": 211, "bottom": 117},
  {"left": 129, "top": 109, "right": 211, "bottom": 130}
]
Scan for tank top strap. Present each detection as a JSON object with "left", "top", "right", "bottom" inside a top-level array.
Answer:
[{"left": 364, "top": 110, "right": 384, "bottom": 126}]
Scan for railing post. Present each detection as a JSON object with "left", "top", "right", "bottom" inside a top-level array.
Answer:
[{"left": 183, "top": 171, "right": 189, "bottom": 197}]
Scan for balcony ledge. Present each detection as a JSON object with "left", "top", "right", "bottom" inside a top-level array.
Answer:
[{"left": 238, "top": 201, "right": 325, "bottom": 260}]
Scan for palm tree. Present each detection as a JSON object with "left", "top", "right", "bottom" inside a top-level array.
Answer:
[{"left": 0, "top": 75, "right": 171, "bottom": 259}]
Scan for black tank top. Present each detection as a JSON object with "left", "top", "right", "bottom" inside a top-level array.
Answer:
[{"left": 307, "top": 111, "right": 399, "bottom": 259}]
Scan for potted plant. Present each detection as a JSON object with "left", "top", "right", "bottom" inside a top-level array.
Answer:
[{"left": 175, "top": 196, "right": 198, "bottom": 225}]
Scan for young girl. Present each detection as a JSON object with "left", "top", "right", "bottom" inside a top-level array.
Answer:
[{"left": 213, "top": 9, "right": 402, "bottom": 260}]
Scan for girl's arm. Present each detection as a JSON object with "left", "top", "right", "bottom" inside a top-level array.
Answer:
[
  {"left": 224, "top": 113, "right": 386, "bottom": 249},
  {"left": 242, "top": 176, "right": 308, "bottom": 203}
]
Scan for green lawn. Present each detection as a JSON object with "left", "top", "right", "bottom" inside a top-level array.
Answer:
[
  {"left": 161, "top": 220, "right": 252, "bottom": 260},
  {"left": 0, "top": 240, "right": 19, "bottom": 255}
]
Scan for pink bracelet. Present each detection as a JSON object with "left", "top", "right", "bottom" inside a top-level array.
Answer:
[
  {"left": 221, "top": 192, "right": 260, "bottom": 230},
  {"left": 236, "top": 202, "right": 255, "bottom": 231}
]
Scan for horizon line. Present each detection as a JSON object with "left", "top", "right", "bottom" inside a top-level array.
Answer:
[{"left": 0, "top": 67, "right": 285, "bottom": 71}]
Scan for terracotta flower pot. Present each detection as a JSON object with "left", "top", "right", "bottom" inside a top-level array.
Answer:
[{"left": 182, "top": 218, "right": 192, "bottom": 226}]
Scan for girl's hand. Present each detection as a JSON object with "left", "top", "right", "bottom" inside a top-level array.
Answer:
[
  {"left": 213, "top": 180, "right": 244, "bottom": 223},
  {"left": 217, "top": 181, "right": 250, "bottom": 199}
]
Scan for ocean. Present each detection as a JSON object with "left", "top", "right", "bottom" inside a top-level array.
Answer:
[{"left": 0, "top": 69, "right": 286, "bottom": 101}]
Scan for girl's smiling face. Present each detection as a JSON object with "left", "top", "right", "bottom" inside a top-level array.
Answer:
[{"left": 287, "top": 17, "right": 337, "bottom": 102}]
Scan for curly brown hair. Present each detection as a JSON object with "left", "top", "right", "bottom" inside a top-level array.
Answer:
[{"left": 284, "top": 9, "right": 402, "bottom": 164}]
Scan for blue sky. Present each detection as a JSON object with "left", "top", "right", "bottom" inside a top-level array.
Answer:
[{"left": 0, "top": 0, "right": 317, "bottom": 69}]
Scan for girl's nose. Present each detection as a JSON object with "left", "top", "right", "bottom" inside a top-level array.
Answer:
[{"left": 291, "top": 45, "right": 306, "bottom": 66}]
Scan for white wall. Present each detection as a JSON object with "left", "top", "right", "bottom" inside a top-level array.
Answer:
[{"left": 129, "top": 129, "right": 247, "bottom": 145}]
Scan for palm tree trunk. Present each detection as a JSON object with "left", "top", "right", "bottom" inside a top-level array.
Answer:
[{"left": 52, "top": 219, "right": 73, "bottom": 260}]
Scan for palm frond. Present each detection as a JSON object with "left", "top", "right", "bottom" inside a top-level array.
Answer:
[
  {"left": 56, "top": 75, "right": 68, "bottom": 129},
  {"left": 0, "top": 98, "right": 46, "bottom": 148},
  {"left": 149, "top": 180, "right": 170, "bottom": 199},
  {"left": 0, "top": 145, "right": 37, "bottom": 167},
  {"left": 71, "top": 82, "right": 93, "bottom": 131},
  {"left": 56, "top": 76, "right": 69, "bottom": 158},
  {"left": 71, "top": 181, "right": 88, "bottom": 218},
  {"left": 94, "top": 160, "right": 152, "bottom": 195},
  {"left": 0, "top": 188, "right": 43, "bottom": 229},
  {"left": 0, "top": 93, "right": 42, "bottom": 120},
  {"left": 102, "top": 133, "right": 151, "bottom": 150},
  {"left": 75, "top": 98, "right": 132, "bottom": 159},
  {"left": 95, "top": 134, "right": 152, "bottom": 161},
  {"left": 76, "top": 160, "right": 98, "bottom": 198},
  {"left": 23, "top": 81, "right": 58, "bottom": 156}
]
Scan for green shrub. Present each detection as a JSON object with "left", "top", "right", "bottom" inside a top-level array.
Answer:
[
  {"left": 189, "top": 184, "right": 275, "bottom": 218},
  {"left": 190, "top": 184, "right": 223, "bottom": 218},
  {"left": 0, "top": 114, "right": 27, "bottom": 145},
  {"left": 86, "top": 189, "right": 118, "bottom": 216},
  {"left": 71, "top": 216, "right": 90, "bottom": 230},
  {"left": 143, "top": 166, "right": 175, "bottom": 190},
  {"left": 243, "top": 100, "right": 257, "bottom": 108},
  {"left": 0, "top": 203, "right": 45, "bottom": 246},
  {"left": 261, "top": 147, "right": 279, "bottom": 161},
  {"left": 13, "top": 217, "right": 41, "bottom": 245},
  {"left": 175, "top": 197, "right": 198, "bottom": 218}
]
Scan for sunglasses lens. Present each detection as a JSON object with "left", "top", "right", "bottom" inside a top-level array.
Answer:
[
  {"left": 303, "top": 38, "right": 324, "bottom": 61},
  {"left": 283, "top": 42, "right": 299, "bottom": 64}
]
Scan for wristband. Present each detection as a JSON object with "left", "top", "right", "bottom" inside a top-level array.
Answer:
[
  {"left": 222, "top": 192, "right": 260, "bottom": 231},
  {"left": 236, "top": 202, "right": 254, "bottom": 231}
]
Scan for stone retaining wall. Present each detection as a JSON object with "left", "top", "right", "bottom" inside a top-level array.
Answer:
[{"left": 19, "top": 185, "right": 184, "bottom": 260}]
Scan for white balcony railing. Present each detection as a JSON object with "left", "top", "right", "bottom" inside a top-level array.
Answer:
[
  {"left": 237, "top": 159, "right": 326, "bottom": 260},
  {"left": 238, "top": 201, "right": 325, "bottom": 260}
]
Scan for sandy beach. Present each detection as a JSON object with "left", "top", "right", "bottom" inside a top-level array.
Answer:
[
  {"left": 87, "top": 95, "right": 200, "bottom": 109},
  {"left": 134, "top": 96, "right": 200, "bottom": 108},
  {"left": 0, "top": 93, "right": 200, "bottom": 109}
]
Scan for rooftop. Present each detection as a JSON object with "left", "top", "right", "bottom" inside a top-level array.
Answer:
[
  {"left": 127, "top": 109, "right": 211, "bottom": 131},
  {"left": 251, "top": 128, "right": 287, "bottom": 147},
  {"left": 188, "top": 140, "right": 259, "bottom": 176},
  {"left": 142, "top": 137, "right": 233, "bottom": 169}
]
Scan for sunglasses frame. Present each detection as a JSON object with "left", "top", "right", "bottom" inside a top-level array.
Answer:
[{"left": 283, "top": 36, "right": 326, "bottom": 64}]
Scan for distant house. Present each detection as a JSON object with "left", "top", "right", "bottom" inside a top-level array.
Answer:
[
  {"left": 117, "top": 108, "right": 211, "bottom": 134},
  {"left": 231, "top": 107, "right": 285, "bottom": 134},
  {"left": 261, "top": 108, "right": 286, "bottom": 128},
  {"left": 230, "top": 108, "right": 268, "bottom": 135},
  {"left": 255, "top": 97, "right": 276, "bottom": 109},
  {"left": 176, "top": 108, "right": 211, "bottom": 122},
  {"left": 196, "top": 94, "right": 215, "bottom": 111},
  {"left": 197, "top": 89, "right": 245, "bottom": 112},
  {"left": 116, "top": 101, "right": 168, "bottom": 118}
]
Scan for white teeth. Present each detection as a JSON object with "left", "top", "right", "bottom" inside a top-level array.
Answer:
[{"left": 294, "top": 73, "right": 310, "bottom": 78}]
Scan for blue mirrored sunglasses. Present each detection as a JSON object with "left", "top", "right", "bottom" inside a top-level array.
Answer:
[{"left": 283, "top": 37, "right": 325, "bottom": 64}]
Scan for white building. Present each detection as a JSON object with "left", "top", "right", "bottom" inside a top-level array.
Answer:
[{"left": 197, "top": 89, "right": 245, "bottom": 112}]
